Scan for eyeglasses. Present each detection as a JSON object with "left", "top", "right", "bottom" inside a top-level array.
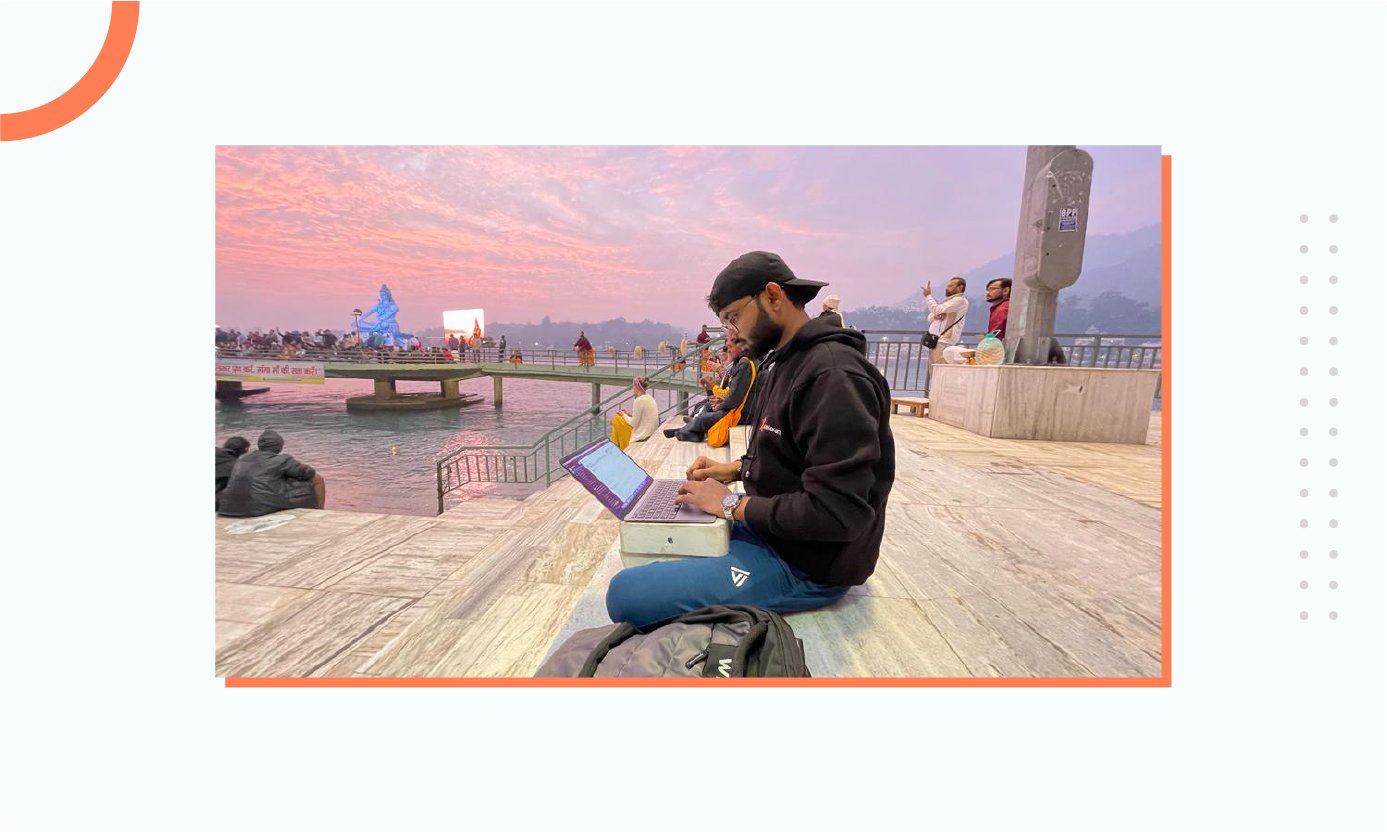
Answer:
[{"left": 720, "top": 292, "right": 760, "bottom": 331}]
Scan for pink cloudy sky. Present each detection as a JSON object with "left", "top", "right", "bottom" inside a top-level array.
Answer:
[{"left": 216, "top": 145, "right": 1160, "bottom": 332}]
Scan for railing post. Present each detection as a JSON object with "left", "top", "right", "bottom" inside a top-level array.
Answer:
[{"left": 436, "top": 463, "right": 445, "bottom": 515}]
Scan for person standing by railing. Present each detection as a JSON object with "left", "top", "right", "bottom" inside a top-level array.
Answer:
[
  {"left": 985, "top": 277, "right": 1011, "bottom": 340},
  {"left": 942, "top": 277, "right": 1010, "bottom": 365},
  {"left": 574, "top": 331, "right": 595, "bottom": 370},
  {"left": 922, "top": 276, "right": 969, "bottom": 368}
]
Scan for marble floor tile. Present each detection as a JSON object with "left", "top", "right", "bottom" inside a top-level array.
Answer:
[{"left": 215, "top": 410, "right": 1164, "bottom": 679}]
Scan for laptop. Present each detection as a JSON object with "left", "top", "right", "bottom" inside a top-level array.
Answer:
[{"left": 559, "top": 438, "right": 719, "bottom": 524}]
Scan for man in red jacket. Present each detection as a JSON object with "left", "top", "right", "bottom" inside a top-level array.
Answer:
[
  {"left": 943, "top": 277, "right": 1014, "bottom": 365},
  {"left": 986, "top": 277, "right": 1012, "bottom": 339},
  {"left": 574, "top": 331, "right": 595, "bottom": 369}
]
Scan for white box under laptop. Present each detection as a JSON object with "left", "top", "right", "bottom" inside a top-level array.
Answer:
[{"left": 559, "top": 437, "right": 733, "bottom": 566}]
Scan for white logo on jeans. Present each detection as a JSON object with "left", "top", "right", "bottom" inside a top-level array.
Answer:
[{"left": 730, "top": 567, "right": 750, "bottom": 587}]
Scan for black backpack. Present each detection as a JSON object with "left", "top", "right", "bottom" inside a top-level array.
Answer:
[{"left": 536, "top": 605, "right": 811, "bottom": 678}]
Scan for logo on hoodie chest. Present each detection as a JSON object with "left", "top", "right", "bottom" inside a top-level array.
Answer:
[{"left": 757, "top": 416, "right": 782, "bottom": 436}]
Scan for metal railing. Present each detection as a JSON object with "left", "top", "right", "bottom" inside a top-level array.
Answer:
[
  {"left": 859, "top": 330, "right": 1162, "bottom": 395},
  {"left": 430, "top": 330, "right": 1162, "bottom": 512},
  {"left": 1060, "top": 335, "right": 1163, "bottom": 372},
  {"left": 434, "top": 338, "right": 727, "bottom": 512},
  {"left": 860, "top": 331, "right": 931, "bottom": 395},
  {"left": 216, "top": 343, "right": 722, "bottom": 373}
]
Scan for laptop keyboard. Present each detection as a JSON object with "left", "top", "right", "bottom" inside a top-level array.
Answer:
[{"left": 630, "top": 480, "right": 683, "bottom": 521}]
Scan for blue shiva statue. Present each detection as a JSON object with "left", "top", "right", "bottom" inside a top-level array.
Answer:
[{"left": 355, "top": 283, "right": 414, "bottom": 347}]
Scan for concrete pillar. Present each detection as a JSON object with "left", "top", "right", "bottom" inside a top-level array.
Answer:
[
  {"left": 440, "top": 378, "right": 460, "bottom": 399},
  {"left": 591, "top": 383, "right": 601, "bottom": 414},
  {"left": 373, "top": 378, "right": 397, "bottom": 400},
  {"left": 678, "top": 391, "right": 690, "bottom": 415},
  {"left": 1007, "top": 145, "right": 1093, "bottom": 364},
  {"left": 493, "top": 375, "right": 503, "bottom": 408}
]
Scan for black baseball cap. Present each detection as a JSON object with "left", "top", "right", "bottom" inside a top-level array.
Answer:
[{"left": 708, "top": 251, "right": 828, "bottom": 312}]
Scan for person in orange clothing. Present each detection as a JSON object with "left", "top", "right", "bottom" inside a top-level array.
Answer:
[{"left": 574, "top": 331, "right": 595, "bottom": 369}]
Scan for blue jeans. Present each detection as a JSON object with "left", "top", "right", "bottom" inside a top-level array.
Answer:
[
  {"left": 605, "top": 522, "right": 850, "bottom": 629},
  {"left": 676, "top": 409, "right": 724, "bottom": 442}
]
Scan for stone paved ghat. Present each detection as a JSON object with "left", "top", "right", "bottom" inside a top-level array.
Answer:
[{"left": 215, "top": 412, "right": 1163, "bottom": 679}]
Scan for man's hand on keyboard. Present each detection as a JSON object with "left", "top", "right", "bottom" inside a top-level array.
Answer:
[
  {"left": 675, "top": 477, "right": 732, "bottom": 517},
  {"left": 687, "top": 456, "right": 740, "bottom": 484}
]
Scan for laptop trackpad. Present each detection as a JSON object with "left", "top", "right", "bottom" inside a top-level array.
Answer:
[{"left": 675, "top": 502, "right": 719, "bottom": 523}]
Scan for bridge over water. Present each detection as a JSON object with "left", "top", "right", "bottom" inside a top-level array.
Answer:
[
  {"left": 216, "top": 346, "right": 718, "bottom": 411},
  {"left": 216, "top": 330, "right": 1160, "bottom": 411}
]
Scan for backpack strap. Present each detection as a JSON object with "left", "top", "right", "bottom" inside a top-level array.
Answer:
[
  {"left": 737, "top": 358, "right": 757, "bottom": 409},
  {"left": 575, "top": 622, "right": 640, "bottom": 677},
  {"left": 730, "top": 605, "right": 812, "bottom": 677}
]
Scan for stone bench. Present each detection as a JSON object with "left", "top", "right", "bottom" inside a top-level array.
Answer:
[{"left": 544, "top": 421, "right": 897, "bottom": 676}]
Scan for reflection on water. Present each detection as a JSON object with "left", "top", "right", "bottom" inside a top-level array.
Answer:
[{"left": 214, "top": 376, "right": 678, "bottom": 517}]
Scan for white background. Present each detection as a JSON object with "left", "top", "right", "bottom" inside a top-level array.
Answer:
[{"left": 1, "top": 2, "right": 1383, "bottom": 829}]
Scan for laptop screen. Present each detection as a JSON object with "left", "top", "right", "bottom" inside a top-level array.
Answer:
[{"left": 559, "top": 439, "right": 652, "bottom": 519}]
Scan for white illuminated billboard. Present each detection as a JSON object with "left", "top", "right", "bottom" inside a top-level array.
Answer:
[{"left": 443, "top": 308, "right": 486, "bottom": 338}]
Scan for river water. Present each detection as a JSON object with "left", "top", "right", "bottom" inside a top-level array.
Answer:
[{"left": 214, "top": 376, "right": 681, "bottom": 517}]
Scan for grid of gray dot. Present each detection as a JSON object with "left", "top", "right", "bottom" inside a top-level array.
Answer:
[{"left": 1299, "top": 213, "right": 1340, "bottom": 622}]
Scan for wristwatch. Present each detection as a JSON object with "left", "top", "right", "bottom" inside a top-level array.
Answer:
[{"left": 721, "top": 494, "right": 743, "bottom": 521}]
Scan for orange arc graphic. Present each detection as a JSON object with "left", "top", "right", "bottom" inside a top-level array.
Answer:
[{"left": 0, "top": 2, "right": 140, "bottom": 141}]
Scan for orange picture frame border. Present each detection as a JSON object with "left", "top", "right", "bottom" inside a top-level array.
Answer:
[{"left": 228, "top": 155, "right": 1175, "bottom": 689}]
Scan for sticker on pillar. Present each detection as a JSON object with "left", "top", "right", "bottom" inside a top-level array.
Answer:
[{"left": 1058, "top": 207, "right": 1079, "bottom": 232}]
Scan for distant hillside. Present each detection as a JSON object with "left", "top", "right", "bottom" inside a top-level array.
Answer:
[
  {"left": 862, "top": 223, "right": 1161, "bottom": 335},
  {"left": 417, "top": 316, "right": 691, "bottom": 350}
]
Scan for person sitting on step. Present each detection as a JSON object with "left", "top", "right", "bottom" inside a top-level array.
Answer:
[
  {"left": 664, "top": 337, "right": 754, "bottom": 442},
  {"left": 610, "top": 376, "right": 659, "bottom": 450},
  {"left": 217, "top": 429, "right": 326, "bottom": 516}
]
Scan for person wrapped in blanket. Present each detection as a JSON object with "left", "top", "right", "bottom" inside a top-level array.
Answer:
[{"left": 610, "top": 376, "right": 658, "bottom": 451}]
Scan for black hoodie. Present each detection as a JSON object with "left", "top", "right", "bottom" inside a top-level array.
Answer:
[{"left": 739, "top": 316, "right": 895, "bottom": 586}]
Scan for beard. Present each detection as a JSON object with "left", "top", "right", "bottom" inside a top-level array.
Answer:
[{"left": 744, "top": 296, "right": 784, "bottom": 358}]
